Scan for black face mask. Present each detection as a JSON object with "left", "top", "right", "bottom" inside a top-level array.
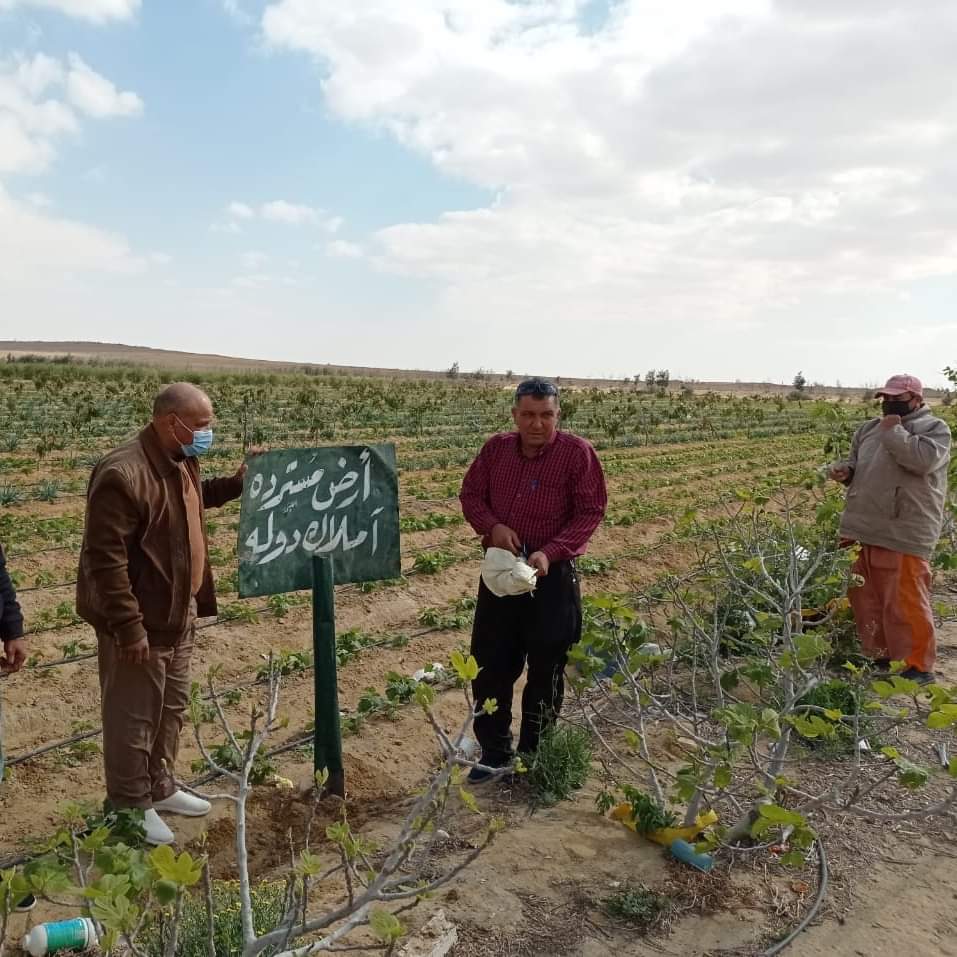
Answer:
[{"left": 882, "top": 399, "right": 914, "bottom": 417}]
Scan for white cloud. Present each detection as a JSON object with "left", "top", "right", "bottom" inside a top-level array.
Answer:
[
  {"left": 260, "top": 199, "right": 319, "bottom": 225},
  {"left": 326, "top": 239, "right": 363, "bottom": 259},
  {"left": 261, "top": 0, "right": 957, "bottom": 381},
  {"left": 220, "top": 0, "right": 253, "bottom": 25},
  {"left": 241, "top": 249, "right": 269, "bottom": 268},
  {"left": 66, "top": 54, "right": 143, "bottom": 118},
  {"left": 0, "top": 0, "right": 139, "bottom": 21},
  {"left": 223, "top": 198, "right": 343, "bottom": 231},
  {"left": 0, "top": 51, "right": 141, "bottom": 174},
  {"left": 227, "top": 200, "right": 255, "bottom": 219},
  {"left": 0, "top": 182, "right": 143, "bottom": 283}
]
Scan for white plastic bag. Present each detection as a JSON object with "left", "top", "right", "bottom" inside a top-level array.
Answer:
[{"left": 480, "top": 547, "right": 538, "bottom": 597}]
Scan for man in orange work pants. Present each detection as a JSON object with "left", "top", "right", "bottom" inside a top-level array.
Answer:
[
  {"left": 829, "top": 375, "right": 951, "bottom": 683},
  {"left": 845, "top": 545, "right": 935, "bottom": 674}
]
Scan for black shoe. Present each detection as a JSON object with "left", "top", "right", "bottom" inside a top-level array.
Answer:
[
  {"left": 899, "top": 667, "right": 934, "bottom": 686},
  {"left": 15, "top": 894, "right": 36, "bottom": 912},
  {"left": 467, "top": 760, "right": 509, "bottom": 784},
  {"left": 873, "top": 658, "right": 891, "bottom": 672},
  {"left": 467, "top": 766, "right": 495, "bottom": 784}
]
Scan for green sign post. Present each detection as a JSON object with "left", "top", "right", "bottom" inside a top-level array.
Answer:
[{"left": 237, "top": 445, "right": 400, "bottom": 796}]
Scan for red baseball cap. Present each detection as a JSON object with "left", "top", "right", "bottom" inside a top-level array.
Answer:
[{"left": 875, "top": 374, "right": 923, "bottom": 398}]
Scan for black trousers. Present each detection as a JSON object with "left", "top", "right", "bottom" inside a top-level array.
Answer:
[{"left": 470, "top": 560, "right": 582, "bottom": 765}]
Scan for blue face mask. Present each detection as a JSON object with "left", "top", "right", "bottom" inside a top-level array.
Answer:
[
  {"left": 181, "top": 429, "right": 214, "bottom": 457},
  {"left": 175, "top": 416, "right": 214, "bottom": 457}
]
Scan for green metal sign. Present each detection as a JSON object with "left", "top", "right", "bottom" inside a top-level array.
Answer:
[{"left": 237, "top": 444, "right": 400, "bottom": 598}]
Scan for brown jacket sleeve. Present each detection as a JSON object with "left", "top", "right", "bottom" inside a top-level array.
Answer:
[
  {"left": 83, "top": 467, "right": 148, "bottom": 646},
  {"left": 201, "top": 473, "right": 245, "bottom": 509}
]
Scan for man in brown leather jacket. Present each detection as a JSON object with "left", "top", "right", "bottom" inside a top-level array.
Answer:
[{"left": 77, "top": 382, "right": 251, "bottom": 844}]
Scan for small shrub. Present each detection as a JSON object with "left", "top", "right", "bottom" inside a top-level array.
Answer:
[
  {"left": 257, "top": 649, "right": 312, "bottom": 680},
  {"left": 0, "top": 484, "right": 23, "bottom": 506},
  {"left": 36, "top": 479, "right": 60, "bottom": 501},
  {"left": 191, "top": 734, "right": 276, "bottom": 784},
  {"left": 143, "top": 879, "right": 286, "bottom": 957},
  {"left": 618, "top": 786, "right": 677, "bottom": 835},
  {"left": 603, "top": 882, "right": 667, "bottom": 928},
  {"left": 523, "top": 723, "right": 592, "bottom": 806},
  {"left": 412, "top": 550, "right": 457, "bottom": 574}
]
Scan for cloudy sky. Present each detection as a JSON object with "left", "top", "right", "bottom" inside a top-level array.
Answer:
[{"left": 0, "top": 0, "right": 954, "bottom": 386}]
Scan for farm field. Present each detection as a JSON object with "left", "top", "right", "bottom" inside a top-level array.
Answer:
[{"left": 1, "top": 358, "right": 956, "bottom": 956}]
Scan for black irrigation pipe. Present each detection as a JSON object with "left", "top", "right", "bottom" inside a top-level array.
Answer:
[
  {"left": 5, "top": 526, "right": 685, "bottom": 654},
  {"left": 9, "top": 531, "right": 479, "bottom": 595},
  {"left": 759, "top": 838, "right": 829, "bottom": 956},
  {"left": 0, "top": 667, "right": 465, "bottom": 871},
  {"left": 2, "top": 624, "right": 448, "bottom": 768}
]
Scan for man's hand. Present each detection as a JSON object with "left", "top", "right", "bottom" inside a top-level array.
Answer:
[
  {"left": 880, "top": 414, "right": 902, "bottom": 431},
  {"left": 489, "top": 523, "right": 523, "bottom": 554},
  {"left": 827, "top": 464, "right": 850, "bottom": 483},
  {"left": 527, "top": 551, "right": 550, "bottom": 578},
  {"left": 234, "top": 445, "right": 269, "bottom": 481},
  {"left": 1, "top": 638, "right": 27, "bottom": 674},
  {"left": 117, "top": 637, "right": 151, "bottom": 665}
]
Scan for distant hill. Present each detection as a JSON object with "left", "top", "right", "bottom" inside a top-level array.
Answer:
[{"left": 0, "top": 340, "right": 916, "bottom": 397}]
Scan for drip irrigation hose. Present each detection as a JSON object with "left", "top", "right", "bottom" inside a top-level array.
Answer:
[{"left": 759, "top": 838, "right": 829, "bottom": 957}]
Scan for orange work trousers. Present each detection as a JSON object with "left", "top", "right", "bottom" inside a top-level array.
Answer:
[{"left": 848, "top": 544, "right": 935, "bottom": 672}]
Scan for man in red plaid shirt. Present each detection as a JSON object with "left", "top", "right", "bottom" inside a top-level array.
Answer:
[{"left": 460, "top": 378, "right": 607, "bottom": 781}]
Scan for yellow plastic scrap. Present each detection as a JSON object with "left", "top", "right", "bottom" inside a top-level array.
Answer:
[
  {"left": 609, "top": 804, "right": 719, "bottom": 846},
  {"left": 801, "top": 597, "right": 850, "bottom": 621}
]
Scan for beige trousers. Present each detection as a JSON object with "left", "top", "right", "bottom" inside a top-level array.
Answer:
[{"left": 97, "top": 617, "right": 195, "bottom": 809}]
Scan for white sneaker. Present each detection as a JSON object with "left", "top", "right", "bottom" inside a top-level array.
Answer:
[
  {"left": 153, "top": 790, "right": 212, "bottom": 817},
  {"left": 143, "top": 808, "right": 175, "bottom": 846}
]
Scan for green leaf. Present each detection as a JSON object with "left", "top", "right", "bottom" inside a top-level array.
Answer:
[
  {"left": 623, "top": 730, "right": 640, "bottom": 749},
  {"left": 297, "top": 851, "right": 324, "bottom": 877},
  {"left": 459, "top": 786, "right": 479, "bottom": 813},
  {"left": 414, "top": 682, "right": 436, "bottom": 708},
  {"left": 369, "top": 907, "right": 405, "bottom": 944},
  {"left": 720, "top": 670, "right": 740, "bottom": 692},
  {"left": 873, "top": 676, "right": 921, "bottom": 698},
  {"left": 757, "top": 804, "right": 805, "bottom": 826},
  {"left": 450, "top": 651, "right": 480, "bottom": 682},
  {"left": 948, "top": 758, "right": 957, "bottom": 779},
  {"left": 149, "top": 846, "right": 202, "bottom": 887},
  {"left": 789, "top": 715, "right": 836, "bottom": 739},
  {"left": 927, "top": 703, "right": 957, "bottom": 730},
  {"left": 80, "top": 826, "right": 112, "bottom": 854},
  {"left": 760, "top": 708, "right": 782, "bottom": 740},
  {"left": 894, "top": 759, "right": 929, "bottom": 791},
  {"left": 90, "top": 893, "right": 137, "bottom": 932},
  {"left": 781, "top": 850, "right": 806, "bottom": 868},
  {"left": 153, "top": 879, "right": 178, "bottom": 906},
  {"left": 713, "top": 765, "right": 732, "bottom": 790},
  {"left": 791, "top": 634, "right": 831, "bottom": 667},
  {"left": 83, "top": 873, "right": 132, "bottom": 901}
]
